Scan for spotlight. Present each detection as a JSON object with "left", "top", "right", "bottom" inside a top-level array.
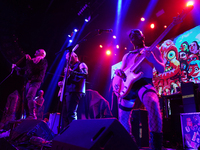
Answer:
[
  {"left": 106, "top": 50, "right": 111, "bottom": 55},
  {"left": 150, "top": 23, "right": 155, "bottom": 29},
  {"left": 186, "top": 1, "right": 194, "bottom": 7},
  {"left": 68, "top": 35, "right": 71, "bottom": 37},
  {"left": 99, "top": 45, "right": 103, "bottom": 48},
  {"left": 69, "top": 39, "right": 72, "bottom": 43},
  {"left": 116, "top": 45, "right": 119, "bottom": 49},
  {"left": 78, "top": 4, "right": 88, "bottom": 16},
  {"left": 113, "top": 35, "right": 116, "bottom": 39},
  {"left": 74, "top": 29, "right": 78, "bottom": 32},
  {"left": 164, "top": 25, "right": 167, "bottom": 28},
  {"left": 141, "top": 17, "right": 145, "bottom": 21},
  {"left": 85, "top": 16, "right": 91, "bottom": 22}
]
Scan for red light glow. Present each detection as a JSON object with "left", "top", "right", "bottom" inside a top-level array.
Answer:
[
  {"left": 106, "top": 50, "right": 111, "bottom": 55},
  {"left": 150, "top": 23, "right": 155, "bottom": 29},
  {"left": 186, "top": 1, "right": 194, "bottom": 7},
  {"left": 99, "top": 45, "right": 103, "bottom": 48}
]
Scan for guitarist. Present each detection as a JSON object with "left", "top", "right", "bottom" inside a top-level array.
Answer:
[
  {"left": 115, "top": 29, "right": 164, "bottom": 150},
  {"left": 58, "top": 52, "right": 88, "bottom": 130}
]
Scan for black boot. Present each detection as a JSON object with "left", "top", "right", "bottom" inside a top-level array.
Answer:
[{"left": 150, "top": 132, "right": 163, "bottom": 150}]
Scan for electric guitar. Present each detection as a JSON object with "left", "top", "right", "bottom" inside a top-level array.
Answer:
[{"left": 112, "top": 6, "right": 193, "bottom": 98}]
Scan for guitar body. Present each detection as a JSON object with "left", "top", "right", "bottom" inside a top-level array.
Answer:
[
  {"left": 112, "top": 68, "right": 143, "bottom": 98},
  {"left": 112, "top": 53, "right": 144, "bottom": 98}
]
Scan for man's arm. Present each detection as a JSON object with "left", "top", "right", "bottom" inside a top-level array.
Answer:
[
  {"left": 38, "top": 59, "right": 48, "bottom": 82},
  {"left": 114, "top": 53, "right": 128, "bottom": 78},
  {"left": 143, "top": 47, "right": 165, "bottom": 73},
  {"left": 12, "top": 64, "right": 25, "bottom": 76}
]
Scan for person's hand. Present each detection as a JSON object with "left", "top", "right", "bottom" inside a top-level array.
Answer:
[
  {"left": 58, "top": 81, "right": 63, "bottom": 87},
  {"left": 25, "top": 54, "right": 31, "bottom": 59},
  {"left": 64, "top": 67, "right": 73, "bottom": 75},
  {"left": 140, "top": 48, "right": 155, "bottom": 63},
  {"left": 115, "top": 69, "right": 126, "bottom": 79}
]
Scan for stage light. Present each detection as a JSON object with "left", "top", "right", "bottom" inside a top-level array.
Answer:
[
  {"left": 78, "top": 4, "right": 88, "bottom": 16},
  {"left": 186, "top": 1, "right": 194, "bottom": 7},
  {"left": 99, "top": 45, "right": 103, "bottom": 48},
  {"left": 124, "top": 47, "right": 127, "bottom": 50},
  {"left": 69, "top": 39, "right": 72, "bottom": 43},
  {"left": 150, "top": 23, "right": 155, "bottom": 29},
  {"left": 164, "top": 25, "right": 167, "bottom": 28},
  {"left": 74, "top": 29, "right": 78, "bottom": 32},
  {"left": 68, "top": 35, "right": 71, "bottom": 37},
  {"left": 85, "top": 16, "right": 91, "bottom": 22},
  {"left": 113, "top": 35, "right": 116, "bottom": 39},
  {"left": 116, "top": 45, "right": 119, "bottom": 49},
  {"left": 106, "top": 50, "right": 111, "bottom": 55},
  {"left": 141, "top": 17, "right": 145, "bottom": 21}
]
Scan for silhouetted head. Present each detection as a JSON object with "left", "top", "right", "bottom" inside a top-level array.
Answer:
[
  {"left": 38, "top": 90, "right": 44, "bottom": 97},
  {"left": 129, "top": 29, "right": 145, "bottom": 49}
]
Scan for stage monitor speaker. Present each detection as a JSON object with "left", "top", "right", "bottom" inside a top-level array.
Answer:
[
  {"left": 52, "top": 118, "right": 139, "bottom": 150},
  {"left": 181, "top": 82, "right": 198, "bottom": 113},
  {"left": 0, "top": 138, "right": 17, "bottom": 150},
  {"left": 131, "top": 109, "right": 149, "bottom": 148},
  {"left": 49, "top": 113, "right": 60, "bottom": 134},
  {"left": 9, "top": 119, "right": 55, "bottom": 143}
]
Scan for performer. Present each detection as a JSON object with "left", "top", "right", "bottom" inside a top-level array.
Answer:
[
  {"left": 58, "top": 51, "right": 88, "bottom": 130},
  {"left": 34, "top": 90, "right": 45, "bottom": 120},
  {"left": 114, "top": 29, "right": 164, "bottom": 150},
  {"left": 12, "top": 49, "right": 48, "bottom": 119}
]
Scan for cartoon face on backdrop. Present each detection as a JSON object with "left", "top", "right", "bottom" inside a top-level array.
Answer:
[
  {"left": 189, "top": 41, "right": 200, "bottom": 54},
  {"left": 187, "top": 54, "right": 199, "bottom": 64},
  {"left": 179, "top": 41, "right": 189, "bottom": 52},
  {"left": 179, "top": 51, "right": 188, "bottom": 61},
  {"left": 159, "top": 39, "right": 180, "bottom": 79},
  {"left": 188, "top": 60, "right": 200, "bottom": 78},
  {"left": 181, "top": 70, "right": 188, "bottom": 82}
]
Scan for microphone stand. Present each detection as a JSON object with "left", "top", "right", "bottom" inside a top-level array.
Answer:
[
  {"left": 0, "top": 55, "right": 25, "bottom": 85},
  {"left": 0, "top": 69, "right": 14, "bottom": 85}
]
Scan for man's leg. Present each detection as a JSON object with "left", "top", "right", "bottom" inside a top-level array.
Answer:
[
  {"left": 62, "top": 92, "right": 81, "bottom": 129},
  {"left": 138, "top": 85, "right": 162, "bottom": 150},
  {"left": 118, "top": 98, "right": 135, "bottom": 134},
  {"left": 26, "top": 82, "right": 41, "bottom": 119}
]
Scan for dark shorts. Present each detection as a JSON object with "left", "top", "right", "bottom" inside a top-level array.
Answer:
[{"left": 123, "top": 77, "right": 153, "bottom": 100}]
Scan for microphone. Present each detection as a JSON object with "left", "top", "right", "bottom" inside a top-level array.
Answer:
[{"left": 97, "top": 29, "right": 113, "bottom": 34}]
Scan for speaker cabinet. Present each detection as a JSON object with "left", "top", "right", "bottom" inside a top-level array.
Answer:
[
  {"left": 9, "top": 119, "right": 55, "bottom": 143},
  {"left": 131, "top": 109, "right": 149, "bottom": 148},
  {"left": 181, "top": 82, "right": 199, "bottom": 113},
  {"left": 52, "top": 118, "right": 138, "bottom": 150},
  {"left": 0, "top": 138, "right": 17, "bottom": 150},
  {"left": 49, "top": 113, "right": 60, "bottom": 134}
]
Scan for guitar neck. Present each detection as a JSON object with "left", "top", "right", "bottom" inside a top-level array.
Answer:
[{"left": 149, "top": 22, "right": 175, "bottom": 51}]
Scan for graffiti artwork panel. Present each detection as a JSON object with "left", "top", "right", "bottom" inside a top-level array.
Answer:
[{"left": 154, "top": 25, "right": 200, "bottom": 97}]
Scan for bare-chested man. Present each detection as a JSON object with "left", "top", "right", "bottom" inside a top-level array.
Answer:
[{"left": 114, "top": 29, "right": 164, "bottom": 150}]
